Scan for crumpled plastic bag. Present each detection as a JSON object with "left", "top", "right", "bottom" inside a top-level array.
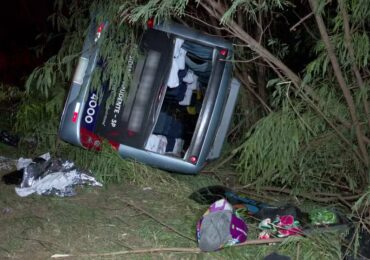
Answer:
[{"left": 14, "top": 153, "right": 102, "bottom": 197}]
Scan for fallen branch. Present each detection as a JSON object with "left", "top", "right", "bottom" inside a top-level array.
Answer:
[
  {"left": 51, "top": 248, "right": 201, "bottom": 258},
  {"left": 51, "top": 238, "right": 287, "bottom": 258},
  {"left": 116, "top": 197, "right": 197, "bottom": 243},
  {"left": 235, "top": 237, "right": 286, "bottom": 247}
]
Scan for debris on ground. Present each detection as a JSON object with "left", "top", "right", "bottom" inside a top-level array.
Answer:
[
  {"left": 189, "top": 185, "right": 306, "bottom": 220},
  {"left": 308, "top": 208, "right": 338, "bottom": 225},
  {"left": 2, "top": 153, "right": 102, "bottom": 197},
  {"left": 192, "top": 185, "right": 354, "bottom": 254},
  {"left": 196, "top": 198, "right": 248, "bottom": 252},
  {"left": 258, "top": 215, "right": 302, "bottom": 239}
]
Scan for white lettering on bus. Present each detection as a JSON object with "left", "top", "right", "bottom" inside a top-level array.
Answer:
[{"left": 84, "top": 93, "right": 98, "bottom": 124}]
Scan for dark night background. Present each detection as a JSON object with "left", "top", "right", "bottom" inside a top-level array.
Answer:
[
  {"left": 0, "top": 0, "right": 313, "bottom": 86},
  {"left": 0, "top": 0, "right": 59, "bottom": 86}
]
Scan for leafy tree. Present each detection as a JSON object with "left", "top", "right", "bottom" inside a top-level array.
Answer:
[{"left": 17, "top": 0, "right": 370, "bottom": 200}]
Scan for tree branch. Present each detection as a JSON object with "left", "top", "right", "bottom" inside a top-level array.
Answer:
[
  {"left": 338, "top": 0, "right": 370, "bottom": 131},
  {"left": 235, "top": 70, "right": 272, "bottom": 113},
  {"left": 308, "top": 0, "right": 369, "bottom": 167},
  {"left": 198, "top": 0, "right": 369, "bottom": 166},
  {"left": 117, "top": 198, "right": 196, "bottom": 243},
  {"left": 290, "top": 11, "right": 314, "bottom": 32}
]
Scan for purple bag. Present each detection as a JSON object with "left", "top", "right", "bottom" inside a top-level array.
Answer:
[{"left": 196, "top": 199, "right": 248, "bottom": 251}]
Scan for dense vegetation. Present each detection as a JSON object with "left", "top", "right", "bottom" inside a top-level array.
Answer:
[{"left": 9, "top": 0, "right": 370, "bottom": 234}]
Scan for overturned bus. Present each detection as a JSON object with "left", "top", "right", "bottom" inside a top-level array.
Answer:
[{"left": 59, "top": 19, "right": 240, "bottom": 174}]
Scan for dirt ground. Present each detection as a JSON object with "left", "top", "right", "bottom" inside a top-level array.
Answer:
[
  {"left": 0, "top": 146, "right": 346, "bottom": 260},
  {"left": 0, "top": 157, "right": 198, "bottom": 259},
  {"left": 0, "top": 151, "right": 269, "bottom": 260}
]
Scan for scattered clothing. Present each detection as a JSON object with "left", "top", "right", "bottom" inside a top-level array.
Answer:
[
  {"left": 166, "top": 68, "right": 188, "bottom": 101},
  {"left": 152, "top": 39, "right": 214, "bottom": 156},
  {"left": 153, "top": 112, "right": 184, "bottom": 139},
  {"left": 182, "top": 41, "right": 213, "bottom": 60},
  {"left": 185, "top": 55, "right": 212, "bottom": 84},
  {"left": 258, "top": 215, "right": 302, "bottom": 239},
  {"left": 197, "top": 199, "right": 248, "bottom": 252},
  {"left": 145, "top": 134, "right": 167, "bottom": 154},
  {"left": 182, "top": 69, "right": 195, "bottom": 84},
  {"left": 167, "top": 38, "right": 186, "bottom": 88},
  {"left": 166, "top": 138, "right": 184, "bottom": 156},
  {"left": 189, "top": 185, "right": 271, "bottom": 214},
  {"left": 255, "top": 204, "right": 305, "bottom": 221},
  {"left": 179, "top": 72, "right": 198, "bottom": 106}
]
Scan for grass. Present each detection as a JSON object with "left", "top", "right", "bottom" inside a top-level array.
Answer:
[{"left": 0, "top": 143, "right": 347, "bottom": 259}]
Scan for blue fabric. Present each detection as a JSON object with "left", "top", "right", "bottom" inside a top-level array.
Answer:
[
  {"left": 185, "top": 56, "right": 211, "bottom": 84},
  {"left": 153, "top": 112, "right": 172, "bottom": 135},
  {"left": 167, "top": 119, "right": 183, "bottom": 138},
  {"left": 166, "top": 68, "right": 188, "bottom": 101},
  {"left": 166, "top": 81, "right": 187, "bottom": 101},
  {"left": 166, "top": 137, "right": 176, "bottom": 152},
  {"left": 182, "top": 41, "right": 213, "bottom": 60},
  {"left": 153, "top": 112, "right": 184, "bottom": 138}
]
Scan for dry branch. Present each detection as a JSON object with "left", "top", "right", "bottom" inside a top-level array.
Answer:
[
  {"left": 51, "top": 238, "right": 287, "bottom": 258},
  {"left": 116, "top": 197, "right": 197, "bottom": 243}
]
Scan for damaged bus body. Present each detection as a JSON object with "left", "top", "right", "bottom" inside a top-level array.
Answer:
[{"left": 59, "top": 19, "right": 240, "bottom": 174}]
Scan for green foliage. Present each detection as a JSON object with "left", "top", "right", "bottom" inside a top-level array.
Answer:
[
  {"left": 221, "top": 0, "right": 291, "bottom": 25},
  {"left": 238, "top": 77, "right": 365, "bottom": 192},
  {"left": 17, "top": 0, "right": 139, "bottom": 152},
  {"left": 0, "top": 83, "right": 24, "bottom": 103},
  {"left": 236, "top": 0, "right": 370, "bottom": 193},
  {"left": 15, "top": 84, "right": 66, "bottom": 153},
  {"left": 0, "top": 84, "right": 24, "bottom": 130},
  {"left": 278, "top": 234, "right": 343, "bottom": 260},
  {"left": 12, "top": 0, "right": 370, "bottom": 195},
  {"left": 57, "top": 141, "right": 186, "bottom": 192},
  {"left": 237, "top": 101, "right": 314, "bottom": 187},
  {"left": 352, "top": 186, "right": 370, "bottom": 212},
  {"left": 120, "top": 0, "right": 188, "bottom": 24}
]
